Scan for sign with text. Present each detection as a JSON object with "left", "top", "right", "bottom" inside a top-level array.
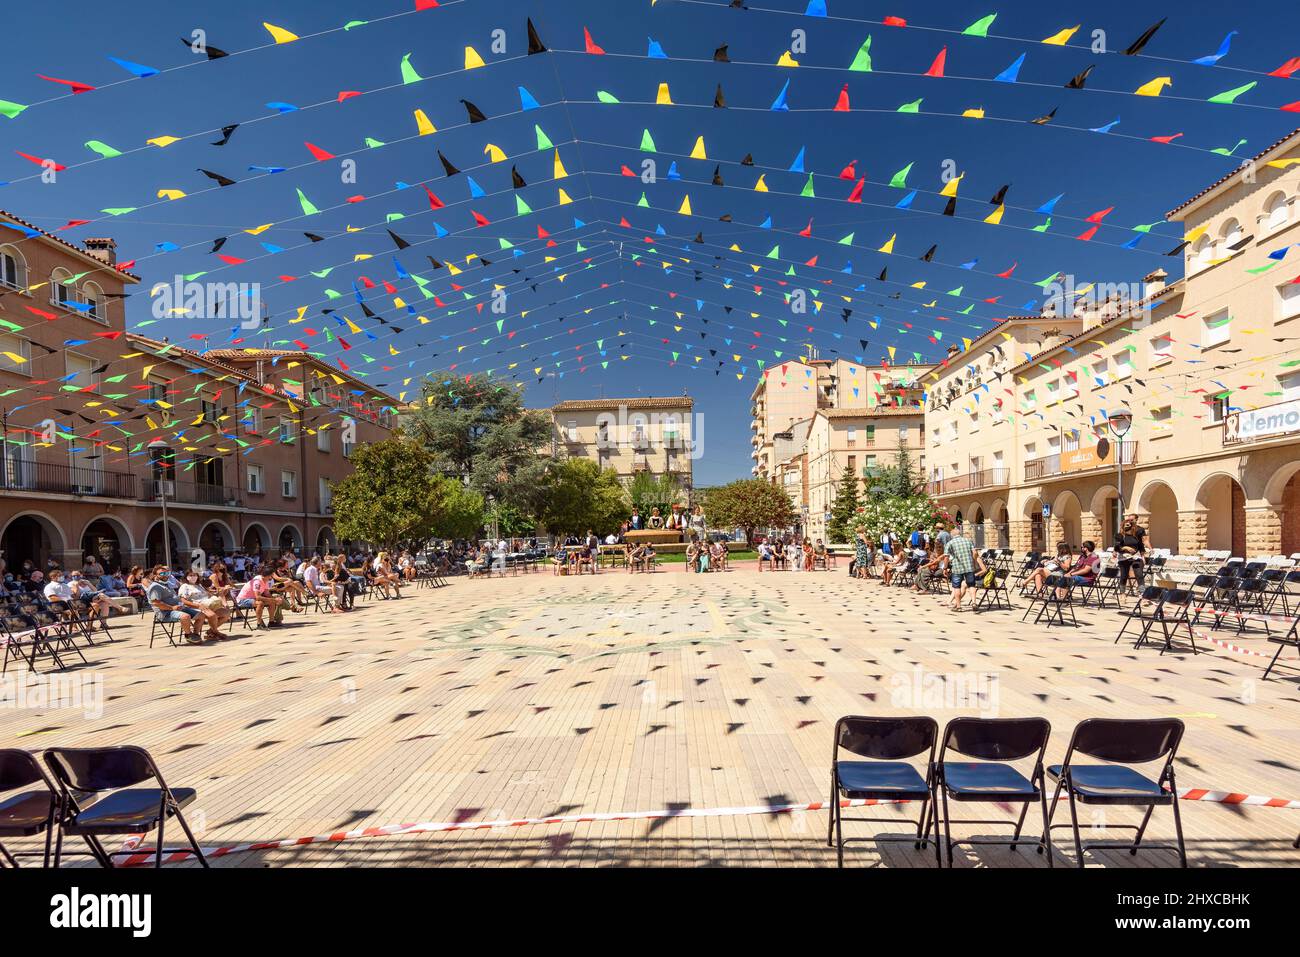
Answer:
[{"left": 1225, "top": 399, "right": 1300, "bottom": 445}]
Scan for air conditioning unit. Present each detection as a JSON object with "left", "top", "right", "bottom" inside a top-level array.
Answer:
[{"left": 152, "top": 479, "right": 175, "bottom": 497}]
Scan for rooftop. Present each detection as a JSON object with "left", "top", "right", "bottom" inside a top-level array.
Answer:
[{"left": 0, "top": 208, "right": 141, "bottom": 283}]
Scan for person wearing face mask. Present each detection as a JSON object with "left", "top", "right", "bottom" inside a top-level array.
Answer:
[{"left": 178, "top": 570, "right": 230, "bottom": 640}]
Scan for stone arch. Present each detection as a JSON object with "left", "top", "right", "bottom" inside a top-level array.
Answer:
[
  {"left": 1134, "top": 480, "right": 1180, "bottom": 552},
  {"left": 1050, "top": 489, "right": 1083, "bottom": 549},
  {"left": 316, "top": 526, "right": 338, "bottom": 554},
  {"left": 277, "top": 523, "right": 304, "bottom": 555},
  {"left": 79, "top": 513, "right": 134, "bottom": 572},
  {"left": 198, "top": 520, "right": 237, "bottom": 559},
  {"left": 971, "top": 503, "right": 987, "bottom": 548},
  {"left": 1088, "top": 484, "right": 1121, "bottom": 545},
  {"left": 1022, "top": 495, "right": 1046, "bottom": 553},
  {"left": 1264, "top": 189, "right": 1290, "bottom": 232},
  {"left": 989, "top": 498, "right": 1010, "bottom": 549},
  {"left": 143, "top": 517, "right": 190, "bottom": 570},
  {"left": 1, "top": 510, "right": 68, "bottom": 571},
  {"left": 243, "top": 522, "right": 271, "bottom": 556},
  {"left": 1196, "top": 472, "right": 1246, "bottom": 555},
  {"left": 1262, "top": 458, "right": 1300, "bottom": 508},
  {"left": 0, "top": 242, "right": 29, "bottom": 289}
]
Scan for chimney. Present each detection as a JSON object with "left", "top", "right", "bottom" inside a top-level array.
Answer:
[
  {"left": 83, "top": 237, "right": 117, "bottom": 266},
  {"left": 1142, "top": 268, "right": 1167, "bottom": 299}
]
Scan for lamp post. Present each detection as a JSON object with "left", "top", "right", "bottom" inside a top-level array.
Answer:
[
  {"left": 148, "top": 438, "right": 172, "bottom": 571},
  {"left": 1107, "top": 409, "right": 1133, "bottom": 537}
]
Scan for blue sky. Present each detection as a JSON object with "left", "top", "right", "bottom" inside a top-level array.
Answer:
[{"left": 2, "top": 0, "right": 1298, "bottom": 483}]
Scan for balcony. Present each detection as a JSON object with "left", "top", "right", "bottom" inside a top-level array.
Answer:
[
  {"left": 140, "top": 480, "right": 243, "bottom": 507},
  {"left": 926, "top": 468, "right": 1010, "bottom": 497},
  {"left": 1, "top": 462, "right": 137, "bottom": 499},
  {"left": 1024, "top": 441, "right": 1137, "bottom": 482}
]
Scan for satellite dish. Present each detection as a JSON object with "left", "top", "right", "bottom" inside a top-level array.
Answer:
[{"left": 1096, "top": 437, "right": 1111, "bottom": 460}]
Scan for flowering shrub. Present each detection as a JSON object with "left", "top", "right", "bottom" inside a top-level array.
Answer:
[{"left": 849, "top": 494, "right": 952, "bottom": 542}]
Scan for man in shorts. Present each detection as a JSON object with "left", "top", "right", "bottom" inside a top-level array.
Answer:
[
  {"left": 943, "top": 524, "right": 987, "bottom": 612},
  {"left": 146, "top": 565, "right": 202, "bottom": 644}
]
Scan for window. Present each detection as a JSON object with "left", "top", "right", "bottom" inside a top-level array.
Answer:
[
  {"left": 1220, "top": 217, "right": 1243, "bottom": 251},
  {"left": 1045, "top": 379, "right": 1060, "bottom": 403},
  {"left": 1024, "top": 441, "right": 1037, "bottom": 460},
  {"left": 66, "top": 353, "right": 98, "bottom": 393},
  {"left": 247, "top": 464, "right": 264, "bottom": 494},
  {"left": 1064, "top": 371, "right": 1079, "bottom": 398},
  {"left": 200, "top": 392, "right": 220, "bottom": 424},
  {"left": 1024, "top": 388, "right": 1037, "bottom": 409},
  {"left": 341, "top": 417, "right": 356, "bottom": 458},
  {"left": 1206, "top": 395, "right": 1228, "bottom": 424},
  {"left": 281, "top": 470, "right": 297, "bottom": 498},
  {"left": 1151, "top": 406, "right": 1172, "bottom": 434},
  {"left": 1149, "top": 333, "right": 1173, "bottom": 367},
  {"left": 1192, "top": 236, "right": 1213, "bottom": 269},
  {"left": 82, "top": 282, "right": 105, "bottom": 323},
  {"left": 864, "top": 454, "right": 877, "bottom": 471},
  {"left": 847, "top": 455, "right": 856, "bottom": 474},
  {"left": 241, "top": 407, "right": 262, "bottom": 435},
  {"left": 1047, "top": 435, "right": 1061, "bottom": 455},
  {"left": 319, "top": 477, "right": 333, "bottom": 513},
  {"left": 968, "top": 409, "right": 980, "bottom": 433},
  {"left": 1111, "top": 348, "right": 1134, "bottom": 380},
  {"left": 1091, "top": 357, "right": 1109, "bottom": 382},
  {"left": 846, "top": 426, "right": 857, "bottom": 446},
  {"left": 51, "top": 268, "right": 75, "bottom": 310},
  {"left": 1278, "top": 282, "right": 1300, "bottom": 322},
  {"left": 147, "top": 377, "right": 168, "bottom": 403},
  {"left": 930, "top": 426, "right": 940, "bottom": 447},
  {"left": 3, "top": 442, "right": 33, "bottom": 488},
  {"left": 946, "top": 420, "right": 958, "bottom": 441},
  {"left": 0, "top": 246, "right": 26, "bottom": 290},
  {"left": 1202, "top": 308, "right": 1231, "bottom": 349},
  {"left": 316, "top": 427, "right": 331, "bottom": 452},
  {"left": 864, "top": 424, "right": 875, "bottom": 445},
  {"left": 1265, "top": 191, "right": 1290, "bottom": 232},
  {"left": 1280, "top": 370, "right": 1300, "bottom": 402},
  {"left": 280, "top": 416, "right": 297, "bottom": 444},
  {"left": 0, "top": 333, "right": 31, "bottom": 374},
  {"left": 69, "top": 442, "right": 100, "bottom": 494},
  {"left": 898, "top": 425, "right": 908, "bottom": 444},
  {"left": 566, "top": 419, "right": 578, "bottom": 442}
]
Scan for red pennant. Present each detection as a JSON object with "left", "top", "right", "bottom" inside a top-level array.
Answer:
[
  {"left": 305, "top": 142, "right": 335, "bottom": 161},
  {"left": 833, "top": 84, "right": 850, "bottom": 111},
  {"left": 799, "top": 219, "right": 813, "bottom": 237},
  {"left": 415, "top": 0, "right": 439, "bottom": 9},
  {"left": 1076, "top": 225, "right": 1098, "bottom": 241},
  {"left": 471, "top": 210, "right": 490, "bottom": 226},
  {"left": 996, "top": 262, "right": 1017, "bottom": 278},
  {"left": 1085, "top": 206, "right": 1114, "bottom": 223},
  {"left": 884, "top": 15, "right": 907, "bottom": 26},
  {"left": 1269, "top": 56, "right": 1300, "bottom": 78},
  {"left": 584, "top": 27, "right": 605, "bottom": 55},
  {"left": 925, "top": 47, "right": 947, "bottom": 78},
  {"left": 216, "top": 254, "right": 246, "bottom": 265},
  {"left": 16, "top": 151, "right": 65, "bottom": 171},
  {"left": 847, "top": 178, "right": 865, "bottom": 203},
  {"left": 36, "top": 74, "right": 95, "bottom": 94},
  {"left": 1282, "top": 101, "right": 1300, "bottom": 113},
  {"left": 423, "top": 185, "right": 445, "bottom": 209},
  {"left": 839, "top": 160, "right": 856, "bottom": 180},
  {"left": 1150, "top": 133, "right": 1183, "bottom": 144},
  {"left": 337, "top": 91, "right": 361, "bottom": 103}
]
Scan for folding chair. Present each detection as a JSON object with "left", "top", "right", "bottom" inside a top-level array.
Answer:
[
  {"left": 1, "top": 613, "right": 66, "bottom": 675},
  {"left": 1136, "top": 588, "right": 1198, "bottom": 655},
  {"left": 934, "top": 717, "right": 1053, "bottom": 867},
  {"left": 1024, "top": 575, "right": 1078, "bottom": 627},
  {"left": 149, "top": 611, "right": 182, "bottom": 649},
  {"left": 1010, "top": 552, "right": 1041, "bottom": 591},
  {"left": 1080, "top": 566, "right": 1121, "bottom": 609},
  {"left": 0, "top": 749, "right": 62, "bottom": 868},
  {"left": 971, "top": 568, "right": 1013, "bottom": 612},
  {"left": 827, "top": 716, "right": 939, "bottom": 867},
  {"left": 1046, "top": 718, "right": 1187, "bottom": 868},
  {"left": 44, "top": 745, "right": 209, "bottom": 869},
  {"left": 1186, "top": 574, "right": 1219, "bottom": 627},
  {"left": 1262, "top": 608, "right": 1300, "bottom": 680},
  {"left": 1114, "top": 587, "right": 1167, "bottom": 645}
]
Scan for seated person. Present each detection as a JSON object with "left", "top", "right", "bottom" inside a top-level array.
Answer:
[
  {"left": 813, "top": 539, "right": 828, "bottom": 568},
  {"left": 880, "top": 548, "right": 910, "bottom": 586},
  {"left": 550, "top": 544, "right": 569, "bottom": 574},
  {"left": 178, "top": 570, "right": 230, "bottom": 639},
  {"left": 1060, "top": 541, "right": 1100, "bottom": 597},
  {"left": 697, "top": 541, "right": 710, "bottom": 573},
  {"left": 685, "top": 539, "right": 700, "bottom": 573},
  {"left": 758, "top": 540, "right": 774, "bottom": 569},
  {"left": 854, "top": 532, "right": 877, "bottom": 579},
  {"left": 643, "top": 543, "right": 657, "bottom": 569},
  {"left": 97, "top": 568, "right": 137, "bottom": 614},
  {"left": 1026, "top": 542, "right": 1073, "bottom": 596},
  {"left": 709, "top": 540, "right": 728, "bottom": 572},
  {"left": 66, "top": 571, "right": 116, "bottom": 625},
  {"left": 913, "top": 546, "right": 948, "bottom": 592},
  {"left": 627, "top": 543, "right": 648, "bottom": 573},
  {"left": 772, "top": 539, "right": 787, "bottom": 569},
  {"left": 235, "top": 565, "right": 281, "bottom": 629},
  {"left": 302, "top": 557, "right": 337, "bottom": 609},
  {"left": 147, "top": 565, "right": 203, "bottom": 644}
]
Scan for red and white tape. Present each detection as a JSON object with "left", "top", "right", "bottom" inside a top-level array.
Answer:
[
  {"left": 1195, "top": 630, "right": 1275, "bottom": 658},
  {"left": 114, "top": 788, "right": 1299, "bottom": 867}
]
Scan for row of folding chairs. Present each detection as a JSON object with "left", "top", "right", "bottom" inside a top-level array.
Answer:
[
  {"left": 0, "top": 745, "right": 206, "bottom": 869},
  {"left": 829, "top": 715, "right": 1187, "bottom": 868},
  {"left": 0, "top": 594, "right": 111, "bottom": 674}
]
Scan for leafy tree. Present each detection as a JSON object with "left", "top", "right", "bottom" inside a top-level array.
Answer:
[
  {"left": 706, "top": 478, "right": 797, "bottom": 545},
  {"left": 435, "top": 480, "right": 487, "bottom": 541},
  {"left": 488, "top": 501, "right": 537, "bottom": 538},
  {"left": 868, "top": 445, "right": 921, "bottom": 499},
  {"left": 628, "top": 470, "right": 682, "bottom": 514},
  {"left": 402, "top": 371, "right": 552, "bottom": 516},
  {"left": 331, "top": 439, "right": 445, "bottom": 549},
  {"left": 826, "top": 464, "right": 862, "bottom": 543},
  {"left": 538, "top": 458, "right": 628, "bottom": 537}
]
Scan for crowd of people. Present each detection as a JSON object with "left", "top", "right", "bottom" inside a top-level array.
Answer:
[{"left": 0, "top": 547, "right": 427, "bottom": 648}]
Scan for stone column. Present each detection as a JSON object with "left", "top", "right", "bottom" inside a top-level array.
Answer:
[
  {"left": 1244, "top": 505, "right": 1282, "bottom": 558},
  {"left": 1178, "top": 509, "right": 1208, "bottom": 555},
  {"left": 1009, "top": 520, "right": 1032, "bottom": 554},
  {"left": 1080, "top": 512, "right": 1103, "bottom": 547}
]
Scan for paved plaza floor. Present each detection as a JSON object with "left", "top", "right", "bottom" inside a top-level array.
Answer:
[{"left": 4, "top": 567, "right": 1300, "bottom": 867}]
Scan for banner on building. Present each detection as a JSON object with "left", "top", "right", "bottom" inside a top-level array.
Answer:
[{"left": 1225, "top": 399, "right": 1300, "bottom": 445}]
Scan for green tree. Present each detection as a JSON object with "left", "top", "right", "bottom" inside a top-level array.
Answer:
[
  {"left": 868, "top": 445, "right": 921, "bottom": 500},
  {"left": 435, "top": 480, "right": 487, "bottom": 541},
  {"left": 538, "top": 458, "right": 628, "bottom": 537},
  {"left": 826, "top": 464, "right": 862, "bottom": 543},
  {"left": 402, "top": 370, "right": 552, "bottom": 517},
  {"left": 706, "top": 478, "right": 797, "bottom": 545},
  {"left": 628, "top": 470, "right": 682, "bottom": 515},
  {"left": 331, "top": 439, "right": 445, "bottom": 549}
]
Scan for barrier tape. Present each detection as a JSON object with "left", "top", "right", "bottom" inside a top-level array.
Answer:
[
  {"left": 113, "top": 787, "right": 1299, "bottom": 867},
  {"left": 1195, "top": 630, "right": 1275, "bottom": 658}
]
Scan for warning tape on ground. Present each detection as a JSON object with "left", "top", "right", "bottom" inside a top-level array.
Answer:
[{"left": 113, "top": 787, "right": 1300, "bottom": 867}]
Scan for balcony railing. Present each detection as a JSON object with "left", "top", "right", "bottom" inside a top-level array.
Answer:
[
  {"left": 140, "top": 480, "right": 243, "bottom": 507},
  {"left": 926, "top": 468, "right": 1010, "bottom": 497},
  {"left": 1024, "top": 441, "right": 1137, "bottom": 481},
  {"left": 1, "top": 461, "right": 137, "bottom": 499}
]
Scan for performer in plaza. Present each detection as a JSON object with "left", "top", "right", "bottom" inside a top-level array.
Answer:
[
  {"left": 646, "top": 507, "right": 665, "bottom": 529},
  {"left": 664, "top": 503, "right": 688, "bottom": 532}
]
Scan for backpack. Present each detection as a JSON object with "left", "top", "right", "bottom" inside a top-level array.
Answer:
[{"left": 980, "top": 567, "right": 997, "bottom": 588}]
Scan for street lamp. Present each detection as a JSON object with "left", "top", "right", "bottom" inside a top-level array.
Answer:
[
  {"left": 1107, "top": 409, "right": 1133, "bottom": 534},
  {"left": 148, "top": 438, "right": 172, "bottom": 571}
]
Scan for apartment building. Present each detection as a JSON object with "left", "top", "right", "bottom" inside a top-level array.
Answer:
[
  {"left": 923, "top": 127, "right": 1300, "bottom": 557},
  {"left": 548, "top": 395, "right": 694, "bottom": 491},
  {"left": 803, "top": 407, "right": 927, "bottom": 542},
  {"left": 0, "top": 210, "right": 398, "bottom": 571},
  {"left": 749, "top": 350, "right": 932, "bottom": 480}
]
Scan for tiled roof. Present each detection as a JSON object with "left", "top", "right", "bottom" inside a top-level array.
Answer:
[
  {"left": 0, "top": 209, "right": 141, "bottom": 283},
  {"left": 1165, "top": 126, "right": 1300, "bottom": 220},
  {"left": 551, "top": 396, "right": 693, "bottom": 412},
  {"left": 819, "top": 406, "right": 923, "bottom": 419}
]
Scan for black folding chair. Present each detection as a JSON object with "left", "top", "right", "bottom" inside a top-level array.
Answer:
[
  {"left": 0, "top": 749, "right": 62, "bottom": 868},
  {"left": 827, "top": 716, "right": 939, "bottom": 867},
  {"left": 1046, "top": 718, "right": 1187, "bottom": 868},
  {"left": 1080, "top": 566, "right": 1121, "bottom": 609},
  {"left": 1262, "top": 608, "right": 1300, "bottom": 680},
  {"left": 1114, "top": 587, "right": 1167, "bottom": 645},
  {"left": 1012, "top": 553, "right": 1042, "bottom": 593},
  {"left": 149, "top": 611, "right": 182, "bottom": 649},
  {"left": 1, "top": 613, "right": 66, "bottom": 675},
  {"left": 971, "top": 568, "right": 1013, "bottom": 612},
  {"left": 44, "top": 745, "right": 208, "bottom": 869},
  {"left": 1025, "top": 575, "right": 1078, "bottom": 627},
  {"left": 934, "top": 717, "right": 1053, "bottom": 867},
  {"left": 1136, "top": 588, "right": 1198, "bottom": 655}
]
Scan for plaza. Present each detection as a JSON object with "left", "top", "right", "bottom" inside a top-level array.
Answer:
[{"left": 3, "top": 566, "right": 1297, "bottom": 867}]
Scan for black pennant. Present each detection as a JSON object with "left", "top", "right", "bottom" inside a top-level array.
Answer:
[
  {"left": 712, "top": 166, "right": 725, "bottom": 186},
  {"left": 511, "top": 166, "right": 527, "bottom": 189},
  {"left": 1031, "top": 107, "right": 1058, "bottom": 125},
  {"left": 461, "top": 99, "right": 488, "bottom": 123},
  {"left": 921, "top": 244, "right": 937, "bottom": 262},
  {"left": 740, "top": 153, "right": 754, "bottom": 166},
  {"left": 526, "top": 18, "right": 547, "bottom": 55},
  {"left": 942, "top": 197, "right": 956, "bottom": 216},
  {"left": 714, "top": 44, "right": 730, "bottom": 62},
  {"left": 387, "top": 229, "right": 411, "bottom": 250},
  {"left": 182, "top": 37, "right": 229, "bottom": 59},
  {"left": 989, "top": 184, "right": 1009, "bottom": 205},
  {"left": 211, "top": 124, "right": 239, "bottom": 146},
  {"left": 1066, "top": 65, "right": 1094, "bottom": 89},
  {"left": 304, "top": 232, "right": 325, "bottom": 242},
  {"left": 439, "top": 151, "right": 461, "bottom": 176},
  {"left": 714, "top": 84, "right": 727, "bottom": 108},
  {"left": 1124, "top": 18, "right": 1166, "bottom": 55},
  {"left": 198, "top": 169, "right": 236, "bottom": 187}
]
